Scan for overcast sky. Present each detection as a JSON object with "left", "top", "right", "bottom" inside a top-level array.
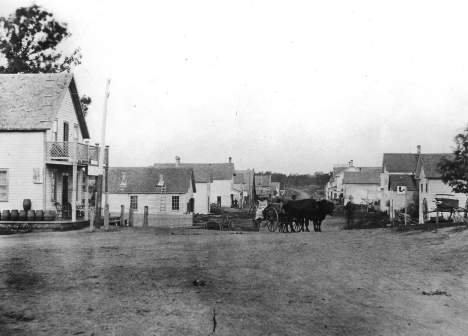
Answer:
[{"left": 2, "top": 1, "right": 468, "bottom": 174}]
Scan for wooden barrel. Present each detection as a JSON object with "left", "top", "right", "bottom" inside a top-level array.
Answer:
[
  {"left": 23, "top": 199, "right": 32, "bottom": 211},
  {"left": 2, "top": 210, "right": 10, "bottom": 221},
  {"left": 19, "top": 210, "right": 27, "bottom": 221},
  {"left": 27, "top": 210, "right": 36, "bottom": 221},
  {"left": 44, "top": 210, "right": 54, "bottom": 221},
  {"left": 36, "top": 210, "right": 44, "bottom": 221},
  {"left": 11, "top": 210, "right": 19, "bottom": 221}
]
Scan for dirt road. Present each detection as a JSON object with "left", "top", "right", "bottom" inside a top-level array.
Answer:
[
  {"left": 1, "top": 218, "right": 468, "bottom": 335},
  {"left": 289, "top": 188, "right": 312, "bottom": 199}
]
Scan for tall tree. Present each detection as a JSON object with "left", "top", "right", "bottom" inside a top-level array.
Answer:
[
  {"left": 0, "top": 5, "right": 91, "bottom": 113},
  {"left": 437, "top": 125, "right": 468, "bottom": 194}
]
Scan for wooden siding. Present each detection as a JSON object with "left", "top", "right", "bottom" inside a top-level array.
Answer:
[
  {"left": 46, "top": 88, "right": 85, "bottom": 142},
  {"left": 210, "top": 180, "right": 233, "bottom": 207},
  {"left": 194, "top": 182, "right": 210, "bottom": 214},
  {"left": 0, "top": 132, "right": 45, "bottom": 210},
  {"left": 108, "top": 193, "right": 190, "bottom": 215}
]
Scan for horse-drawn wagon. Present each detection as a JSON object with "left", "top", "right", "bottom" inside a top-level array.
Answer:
[{"left": 422, "top": 194, "right": 468, "bottom": 224}]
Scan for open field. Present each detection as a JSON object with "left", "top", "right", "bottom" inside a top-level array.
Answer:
[{"left": 1, "top": 216, "right": 468, "bottom": 336}]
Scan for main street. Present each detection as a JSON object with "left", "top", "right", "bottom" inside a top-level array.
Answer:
[{"left": 1, "top": 219, "right": 468, "bottom": 335}]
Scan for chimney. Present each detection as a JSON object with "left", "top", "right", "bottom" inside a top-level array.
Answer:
[
  {"left": 175, "top": 156, "right": 180, "bottom": 167},
  {"left": 229, "top": 157, "right": 232, "bottom": 163},
  {"left": 349, "top": 160, "right": 353, "bottom": 167},
  {"left": 417, "top": 145, "right": 421, "bottom": 154}
]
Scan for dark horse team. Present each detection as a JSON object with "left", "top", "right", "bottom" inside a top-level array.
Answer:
[{"left": 281, "top": 198, "right": 334, "bottom": 233}]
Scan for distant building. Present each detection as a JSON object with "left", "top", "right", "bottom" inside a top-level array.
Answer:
[
  {"left": 415, "top": 153, "right": 467, "bottom": 223},
  {"left": 107, "top": 167, "right": 195, "bottom": 216},
  {"left": 154, "top": 157, "right": 235, "bottom": 213},
  {"left": 342, "top": 168, "right": 381, "bottom": 204}
]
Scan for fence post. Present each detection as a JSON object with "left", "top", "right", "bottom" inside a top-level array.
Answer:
[
  {"left": 143, "top": 206, "right": 148, "bottom": 227},
  {"left": 435, "top": 208, "right": 439, "bottom": 232},
  {"left": 129, "top": 206, "right": 134, "bottom": 227},
  {"left": 391, "top": 199, "right": 394, "bottom": 227},
  {"left": 104, "top": 204, "right": 109, "bottom": 231},
  {"left": 120, "top": 205, "right": 125, "bottom": 226},
  {"left": 89, "top": 208, "right": 95, "bottom": 232}
]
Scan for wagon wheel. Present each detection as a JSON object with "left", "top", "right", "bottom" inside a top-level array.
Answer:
[
  {"left": 228, "top": 219, "right": 235, "bottom": 231},
  {"left": 266, "top": 208, "right": 279, "bottom": 232},
  {"left": 423, "top": 198, "right": 429, "bottom": 223}
]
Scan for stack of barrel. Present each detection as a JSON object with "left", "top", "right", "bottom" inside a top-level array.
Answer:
[{"left": 0, "top": 199, "right": 55, "bottom": 221}]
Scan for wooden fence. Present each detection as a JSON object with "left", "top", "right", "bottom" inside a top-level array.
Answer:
[{"left": 111, "top": 205, "right": 193, "bottom": 227}]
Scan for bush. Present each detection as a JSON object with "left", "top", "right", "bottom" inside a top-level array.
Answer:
[{"left": 209, "top": 203, "right": 223, "bottom": 215}]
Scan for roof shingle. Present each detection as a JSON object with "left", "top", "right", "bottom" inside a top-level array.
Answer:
[
  {"left": 0, "top": 73, "right": 89, "bottom": 138},
  {"left": 343, "top": 171, "right": 380, "bottom": 184},
  {"left": 415, "top": 154, "right": 454, "bottom": 178},
  {"left": 388, "top": 174, "right": 417, "bottom": 191},
  {"left": 108, "top": 167, "right": 195, "bottom": 194},
  {"left": 382, "top": 154, "right": 419, "bottom": 173}
]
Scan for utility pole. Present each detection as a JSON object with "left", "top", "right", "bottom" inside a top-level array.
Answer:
[{"left": 95, "top": 78, "right": 111, "bottom": 229}]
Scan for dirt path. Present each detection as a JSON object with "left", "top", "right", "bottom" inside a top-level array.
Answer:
[
  {"left": 289, "top": 188, "right": 312, "bottom": 199},
  {"left": 1, "top": 218, "right": 468, "bottom": 335}
]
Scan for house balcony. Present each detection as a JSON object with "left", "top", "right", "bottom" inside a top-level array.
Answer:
[{"left": 46, "top": 141, "right": 109, "bottom": 166}]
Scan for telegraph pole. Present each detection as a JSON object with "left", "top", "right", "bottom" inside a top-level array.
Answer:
[{"left": 95, "top": 79, "right": 111, "bottom": 229}]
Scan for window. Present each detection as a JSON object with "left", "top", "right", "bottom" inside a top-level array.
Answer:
[
  {"left": 63, "top": 122, "right": 69, "bottom": 142},
  {"left": 51, "top": 170, "right": 57, "bottom": 201},
  {"left": 426, "top": 183, "right": 428, "bottom": 192},
  {"left": 74, "top": 124, "right": 79, "bottom": 141},
  {"left": 130, "top": 196, "right": 138, "bottom": 210},
  {"left": 0, "top": 169, "right": 8, "bottom": 201},
  {"left": 420, "top": 183, "right": 423, "bottom": 192},
  {"left": 172, "top": 196, "right": 180, "bottom": 211},
  {"left": 53, "top": 119, "right": 58, "bottom": 141}
]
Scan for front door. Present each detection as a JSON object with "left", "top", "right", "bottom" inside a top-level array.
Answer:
[{"left": 62, "top": 175, "right": 69, "bottom": 206}]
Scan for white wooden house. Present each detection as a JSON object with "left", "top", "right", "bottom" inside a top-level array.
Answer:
[
  {"left": 154, "top": 157, "right": 211, "bottom": 214},
  {"left": 0, "top": 73, "right": 106, "bottom": 221},
  {"left": 415, "top": 154, "right": 467, "bottom": 224},
  {"left": 233, "top": 172, "right": 245, "bottom": 205},
  {"left": 154, "top": 157, "right": 235, "bottom": 213},
  {"left": 107, "top": 167, "right": 195, "bottom": 218},
  {"left": 342, "top": 168, "right": 381, "bottom": 204},
  {"left": 386, "top": 174, "right": 417, "bottom": 216},
  {"left": 380, "top": 151, "right": 420, "bottom": 213}
]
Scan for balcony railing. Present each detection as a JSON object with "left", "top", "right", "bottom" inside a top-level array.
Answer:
[{"left": 46, "top": 141, "right": 109, "bottom": 166}]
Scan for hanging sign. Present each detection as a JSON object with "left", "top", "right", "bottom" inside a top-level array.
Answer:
[{"left": 397, "top": 186, "right": 407, "bottom": 195}]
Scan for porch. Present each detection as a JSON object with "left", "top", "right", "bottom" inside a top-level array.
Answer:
[
  {"left": 46, "top": 141, "right": 109, "bottom": 166},
  {"left": 0, "top": 219, "right": 90, "bottom": 232}
]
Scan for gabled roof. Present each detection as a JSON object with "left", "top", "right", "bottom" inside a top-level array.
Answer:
[
  {"left": 234, "top": 173, "right": 244, "bottom": 184},
  {"left": 0, "top": 73, "right": 89, "bottom": 138},
  {"left": 108, "top": 167, "right": 195, "bottom": 194},
  {"left": 236, "top": 169, "right": 254, "bottom": 186},
  {"left": 153, "top": 163, "right": 234, "bottom": 182},
  {"left": 359, "top": 167, "right": 381, "bottom": 173},
  {"left": 343, "top": 171, "right": 380, "bottom": 184},
  {"left": 388, "top": 174, "right": 417, "bottom": 191},
  {"left": 415, "top": 154, "right": 454, "bottom": 179},
  {"left": 153, "top": 163, "right": 212, "bottom": 183},
  {"left": 382, "top": 154, "right": 419, "bottom": 173},
  {"left": 333, "top": 166, "right": 348, "bottom": 177}
]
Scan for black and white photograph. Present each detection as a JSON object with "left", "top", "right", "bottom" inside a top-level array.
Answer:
[{"left": 1, "top": 1, "right": 468, "bottom": 335}]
